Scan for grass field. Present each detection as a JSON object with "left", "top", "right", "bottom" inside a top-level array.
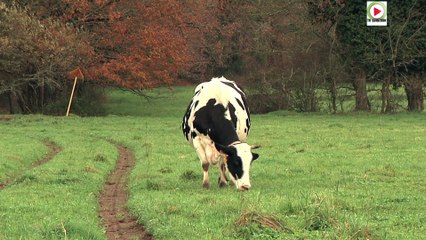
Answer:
[{"left": 1, "top": 86, "right": 425, "bottom": 239}]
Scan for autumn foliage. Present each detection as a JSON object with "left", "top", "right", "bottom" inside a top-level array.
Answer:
[
  {"left": 47, "top": 0, "right": 197, "bottom": 88},
  {"left": 0, "top": 0, "right": 222, "bottom": 113},
  {"left": 1, "top": 0, "right": 424, "bottom": 114},
  {"left": 65, "top": 0, "right": 195, "bottom": 88}
]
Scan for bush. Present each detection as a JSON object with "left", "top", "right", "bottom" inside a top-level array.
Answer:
[
  {"left": 44, "top": 84, "right": 106, "bottom": 116},
  {"left": 0, "top": 3, "right": 94, "bottom": 114},
  {"left": 248, "top": 93, "right": 282, "bottom": 114}
]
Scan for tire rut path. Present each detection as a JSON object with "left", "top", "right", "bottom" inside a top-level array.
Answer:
[
  {"left": 99, "top": 143, "right": 153, "bottom": 240},
  {"left": 0, "top": 140, "right": 62, "bottom": 190}
]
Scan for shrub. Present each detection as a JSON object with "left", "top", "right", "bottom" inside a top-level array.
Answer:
[{"left": 44, "top": 84, "right": 106, "bottom": 116}]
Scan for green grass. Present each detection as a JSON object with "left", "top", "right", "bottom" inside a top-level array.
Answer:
[
  {"left": 0, "top": 117, "right": 119, "bottom": 239},
  {"left": 105, "top": 86, "right": 191, "bottom": 117},
  {"left": 1, "top": 87, "right": 426, "bottom": 239},
  {"left": 0, "top": 132, "right": 46, "bottom": 182},
  {"left": 127, "top": 111, "right": 426, "bottom": 239}
]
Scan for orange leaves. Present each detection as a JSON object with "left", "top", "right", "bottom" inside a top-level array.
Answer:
[
  {"left": 10, "top": 0, "right": 223, "bottom": 89},
  {"left": 95, "top": 0, "right": 109, "bottom": 5},
  {"left": 80, "top": 0, "right": 197, "bottom": 89},
  {"left": 107, "top": 9, "right": 122, "bottom": 22}
]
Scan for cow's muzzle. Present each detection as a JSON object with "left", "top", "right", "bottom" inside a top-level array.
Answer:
[{"left": 238, "top": 185, "right": 251, "bottom": 191}]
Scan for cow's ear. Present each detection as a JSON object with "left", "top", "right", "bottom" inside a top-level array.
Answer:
[
  {"left": 215, "top": 143, "right": 235, "bottom": 156},
  {"left": 252, "top": 153, "right": 260, "bottom": 161}
]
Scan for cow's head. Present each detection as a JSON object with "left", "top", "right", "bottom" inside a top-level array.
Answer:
[{"left": 215, "top": 142, "right": 260, "bottom": 191}]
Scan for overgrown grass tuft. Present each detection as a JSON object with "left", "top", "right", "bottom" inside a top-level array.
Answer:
[
  {"left": 302, "top": 195, "right": 337, "bottom": 231},
  {"left": 233, "top": 210, "right": 293, "bottom": 239},
  {"left": 180, "top": 170, "right": 199, "bottom": 181},
  {"left": 145, "top": 179, "right": 162, "bottom": 191},
  {"left": 94, "top": 154, "right": 108, "bottom": 163}
]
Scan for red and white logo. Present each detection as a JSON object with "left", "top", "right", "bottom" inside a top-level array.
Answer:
[
  {"left": 370, "top": 3, "right": 385, "bottom": 19},
  {"left": 367, "top": 1, "right": 387, "bottom": 26}
]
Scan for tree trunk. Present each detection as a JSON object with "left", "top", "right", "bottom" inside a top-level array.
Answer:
[
  {"left": 327, "top": 75, "right": 337, "bottom": 113},
  {"left": 381, "top": 76, "right": 394, "bottom": 113},
  {"left": 404, "top": 75, "right": 424, "bottom": 112},
  {"left": 8, "top": 92, "right": 20, "bottom": 114},
  {"left": 353, "top": 70, "right": 371, "bottom": 111},
  {"left": 279, "top": 85, "right": 291, "bottom": 110},
  {"left": 40, "top": 81, "right": 45, "bottom": 113}
]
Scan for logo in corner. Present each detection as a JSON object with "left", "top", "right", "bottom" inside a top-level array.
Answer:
[{"left": 367, "top": 1, "right": 387, "bottom": 26}]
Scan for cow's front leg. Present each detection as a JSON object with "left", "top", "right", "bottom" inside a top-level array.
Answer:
[
  {"left": 218, "top": 162, "right": 228, "bottom": 187},
  {"left": 202, "top": 162, "right": 210, "bottom": 188},
  {"left": 203, "top": 141, "right": 219, "bottom": 189}
]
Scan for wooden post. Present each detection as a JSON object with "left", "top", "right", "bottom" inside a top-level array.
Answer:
[
  {"left": 66, "top": 76, "right": 78, "bottom": 116},
  {"left": 66, "top": 67, "right": 84, "bottom": 116}
]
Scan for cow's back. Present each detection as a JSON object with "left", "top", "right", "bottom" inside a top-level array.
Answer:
[{"left": 182, "top": 77, "right": 251, "bottom": 146}]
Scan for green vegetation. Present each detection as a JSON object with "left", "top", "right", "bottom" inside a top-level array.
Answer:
[
  {"left": 129, "top": 110, "right": 426, "bottom": 239},
  {"left": 1, "top": 87, "right": 425, "bottom": 239},
  {"left": 0, "top": 116, "right": 118, "bottom": 239},
  {"left": 105, "top": 87, "right": 190, "bottom": 117}
]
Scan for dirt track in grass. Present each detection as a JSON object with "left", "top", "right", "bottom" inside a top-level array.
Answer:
[
  {"left": 0, "top": 140, "right": 61, "bottom": 190},
  {"left": 99, "top": 143, "right": 153, "bottom": 240}
]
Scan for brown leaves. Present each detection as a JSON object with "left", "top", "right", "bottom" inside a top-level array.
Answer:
[
  {"left": 0, "top": 4, "right": 92, "bottom": 85},
  {"left": 2, "top": 1, "right": 244, "bottom": 89},
  {"left": 61, "top": 0, "right": 198, "bottom": 88}
]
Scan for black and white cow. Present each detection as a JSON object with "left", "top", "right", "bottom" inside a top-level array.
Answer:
[{"left": 182, "top": 77, "right": 260, "bottom": 191}]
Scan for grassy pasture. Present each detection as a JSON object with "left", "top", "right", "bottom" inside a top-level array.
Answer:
[{"left": 0, "top": 86, "right": 425, "bottom": 239}]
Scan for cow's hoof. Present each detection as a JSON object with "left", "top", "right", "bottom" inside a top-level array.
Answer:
[
  {"left": 203, "top": 182, "right": 210, "bottom": 189},
  {"left": 219, "top": 181, "right": 227, "bottom": 188}
]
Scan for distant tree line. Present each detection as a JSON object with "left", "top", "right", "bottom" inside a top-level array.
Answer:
[
  {"left": 0, "top": 0, "right": 424, "bottom": 114},
  {"left": 308, "top": 0, "right": 425, "bottom": 113}
]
